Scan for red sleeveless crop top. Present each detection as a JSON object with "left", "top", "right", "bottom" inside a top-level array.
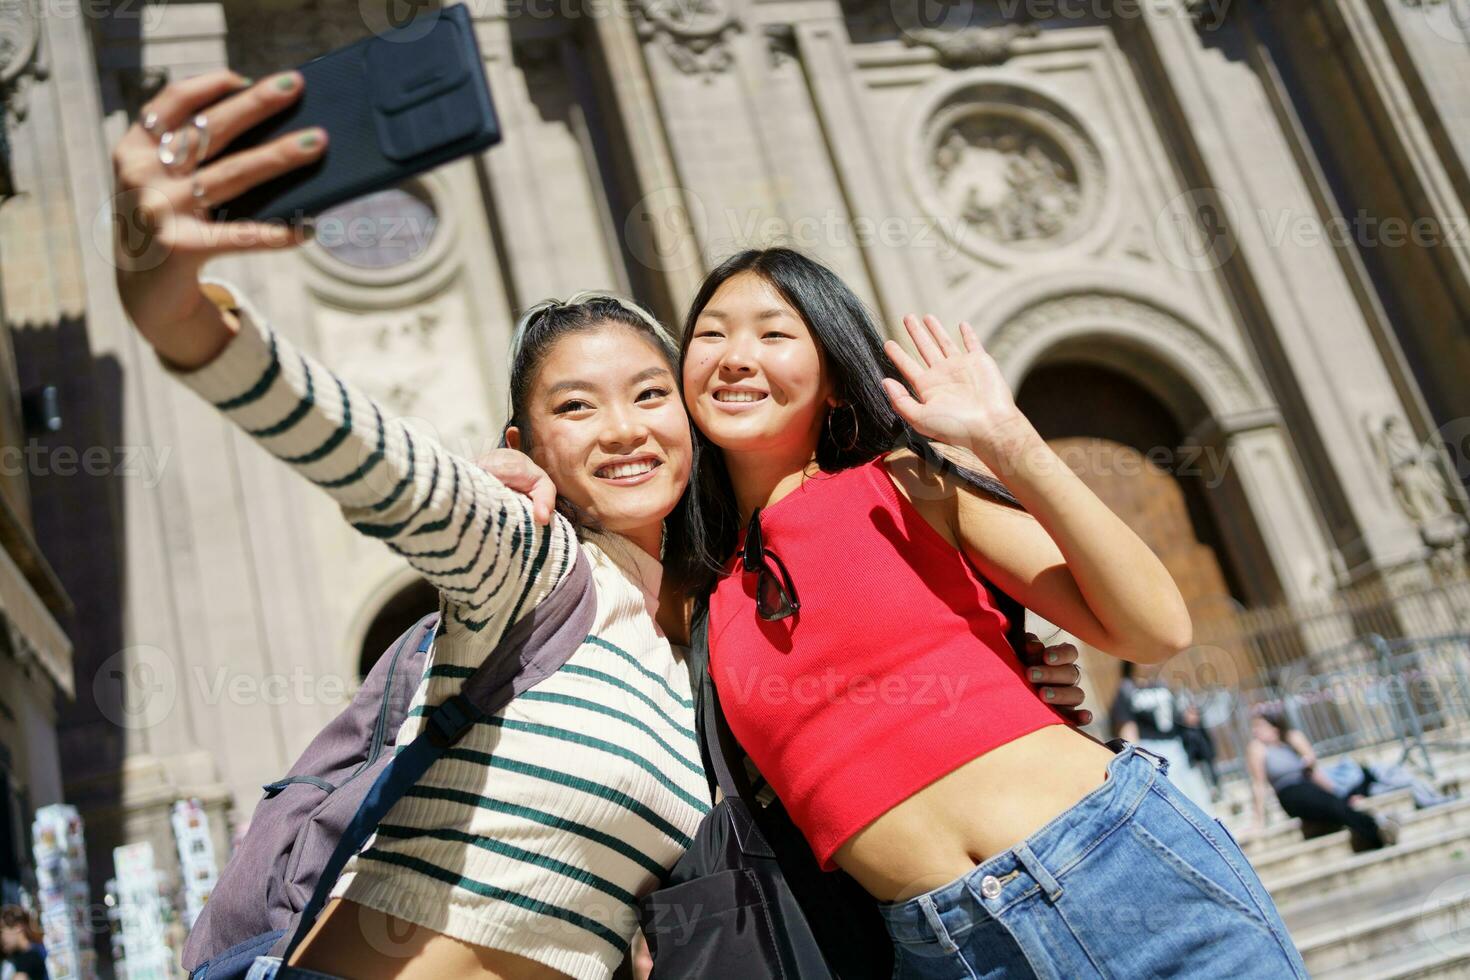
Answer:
[{"left": 708, "top": 457, "right": 1067, "bottom": 870}]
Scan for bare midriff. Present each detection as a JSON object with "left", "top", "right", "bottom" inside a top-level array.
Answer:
[
  {"left": 832, "top": 724, "right": 1118, "bottom": 903},
  {"left": 291, "top": 898, "right": 572, "bottom": 980}
]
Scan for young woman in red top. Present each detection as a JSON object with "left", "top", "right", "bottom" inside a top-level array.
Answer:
[{"left": 674, "top": 248, "right": 1307, "bottom": 978}]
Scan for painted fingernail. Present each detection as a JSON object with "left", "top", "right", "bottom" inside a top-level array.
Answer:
[
  {"left": 298, "top": 129, "right": 322, "bottom": 149},
  {"left": 1044, "top": 689, "right": 1056, "bottom": 700},
  {"left": 275, "top": 72, "right": 298, "bottom": 91},
  {"left": 1047, "top": 652, "right": 1058, "bottom": 664},
  {"left": 235, "top": 74, "right": 254, "bottom": 87},
  {"left": 1030, "top": 669, "right": 1043, "bottom": 683}
]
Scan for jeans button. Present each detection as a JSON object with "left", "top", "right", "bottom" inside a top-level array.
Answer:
[{"left": 980, "top": 874, "right": 1002, "bottom": 899}]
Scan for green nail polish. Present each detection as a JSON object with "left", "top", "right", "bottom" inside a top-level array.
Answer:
[
  {"left": 1047, "top": 652, "right": 1058, "bottom": 664},
  {"left": 1030, "top": 669, "right": 1043, "bottom": 683},
  {"left": 1045, "top": 689, "right": 1055, "bottom": 700},
  {"left": 275, "top": 73, "right": 297, "bottom": 90},
  {"left": 298, "top": 131, "right": 320, "bottom": 149}
]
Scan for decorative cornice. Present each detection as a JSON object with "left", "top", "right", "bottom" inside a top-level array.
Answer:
[
  {"left": 900, "top": 23, "right": 1039, "bottom": 66},
  {"left": 634, "top": 0, "right": 742, "bottom": 80}
]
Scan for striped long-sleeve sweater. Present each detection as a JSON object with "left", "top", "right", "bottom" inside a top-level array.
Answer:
[{"left": 163, "top": 279, "right": 711, "bottom": 979}]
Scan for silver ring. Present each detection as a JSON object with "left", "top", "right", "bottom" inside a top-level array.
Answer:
[
  {"left": 191, "top": 113, "right": 213, "bottom": 164},
  {"left": 157, "top": 128, "right": 195, "bottom": 172},
  {"left": 156, "top": 115, "right": 211, "bottom": 173}
]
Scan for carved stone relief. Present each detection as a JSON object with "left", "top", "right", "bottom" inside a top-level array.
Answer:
[
  {"left": 901, "top": 23, "right": 1039, "bottom": 66},
  {"left": 933, "top": 115, "right": 1084, "bottom": 247},
  {"left": 0, "top": 0, "right": 44, "bottom": 123},
  {"left": 634, "top": 0, "right": 741, "bottom": 80},
  {"left": 911, "top": 81, "right": 1108, "bottom": 264}
]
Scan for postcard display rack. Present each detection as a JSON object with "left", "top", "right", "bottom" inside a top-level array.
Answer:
[
  {"left": 170, "top": 799, "right": 219, "bottom": 928},
  {"left": 111, "top": 842, "right": 173, "bottom": 980},
  {"left": 31, "top": 804, "right": 98, "bottom": 980}
]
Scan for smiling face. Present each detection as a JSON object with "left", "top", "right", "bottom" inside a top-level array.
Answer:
[
  {"left": 682, "top": 271, "right": 835, "bottom": 458},
  {"left": 508, "top": 324, "right": 692, "bottom": 547}
]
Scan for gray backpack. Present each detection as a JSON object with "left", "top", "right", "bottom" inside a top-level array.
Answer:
[{"left": 182, "top": 549, "right": 597, "bottom": 980}]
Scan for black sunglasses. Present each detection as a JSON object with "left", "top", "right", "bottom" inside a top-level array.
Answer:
[{"left": 742, "top": 508, "right": 800, "bottom": 621}]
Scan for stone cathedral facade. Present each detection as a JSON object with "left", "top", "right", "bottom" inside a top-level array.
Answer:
[{"left": 1, "top": 0, "right": 1468, "bottom": 945}]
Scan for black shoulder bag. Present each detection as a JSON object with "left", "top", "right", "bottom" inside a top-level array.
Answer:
[{"left": 637, "top": 602, "right": 893, "bottom": 979}]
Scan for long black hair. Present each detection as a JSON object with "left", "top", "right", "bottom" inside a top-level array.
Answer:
[
  {"left": 1255, "top": 710, "right": 1293, "bottom": 740},
  {"left": 501, "top": 291, "right": 698, "bottom": 533},
  {"left": 666, "top": 247, "right": 1024, "bottom": 593}
]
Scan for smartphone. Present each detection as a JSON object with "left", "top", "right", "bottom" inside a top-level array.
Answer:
[{"left": 208, "top": 5, "right": 500, "bottom": 223}]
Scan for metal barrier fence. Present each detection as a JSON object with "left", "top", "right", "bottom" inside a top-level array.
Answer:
[{"left": 1173, "top": 572, "right": 1470, "bottom": 785}]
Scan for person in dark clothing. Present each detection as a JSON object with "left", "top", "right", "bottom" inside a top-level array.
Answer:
[
  {"left": 1178, "top": 703, "right": 1220, "bottom": 796},
  {"left": 1246, "top": 713, "right": 1398, "bottom": 851},
  {"left": 1, "top": 905, "right": 46, "bottom": 980},
  {"left": 1109, "top": 663, "right": 1215, "bottom": 811}
]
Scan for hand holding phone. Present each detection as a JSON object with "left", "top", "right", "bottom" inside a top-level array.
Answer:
[
  {"left": 111, "top": 67, "right": 327, "bottom": 366},
  {"left": 206, "top": 5, "right": 500, "bottom": 224},
  {"left": 110, "top": 7, "right": 501, "bottom": 367}
]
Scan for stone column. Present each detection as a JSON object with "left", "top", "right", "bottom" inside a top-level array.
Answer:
[{"left": 1125, "top": 1, "right": 1454, "bottom": 583}]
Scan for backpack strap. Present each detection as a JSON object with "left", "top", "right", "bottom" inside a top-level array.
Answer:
[
  {"left": 280, "top": 546, "right": 598, "bottom": 962},
  {"left": 689, "top": 601, "right": 748, "bottom": 807}
]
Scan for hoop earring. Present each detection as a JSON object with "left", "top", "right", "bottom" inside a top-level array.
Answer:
[{"left": 826, "top": 403, "right": 860, "bottom": 453}]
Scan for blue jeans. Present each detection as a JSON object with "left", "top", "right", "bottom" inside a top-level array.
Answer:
[
  {"left": 244, "top": 957, "right": 345, "bottom": 980},
  {"left": 878, "top": 743, "right": 1308, "bottom": 979}
]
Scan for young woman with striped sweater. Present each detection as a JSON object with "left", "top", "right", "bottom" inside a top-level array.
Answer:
[
  {"left": 113, "top": 70, "right": 707, "bottom": 980},
  {"left": 111, "top": 72, "right": 1088, "bottom": 979}
]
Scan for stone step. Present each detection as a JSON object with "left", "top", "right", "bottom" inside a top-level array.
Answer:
[
  {"left": 1266, "top": 826, "right": 1470, "bottom": 911},
  {"left": 1235, "top": 786, "right": 1409, "bottom": 854},
  {"left": 1281, "top": 866, "right": 1457, "bottom": 936},
  {"left": 1296, "top": 882, "right": 1470, "bottom": 975},
  {"left": 1250, "top": 797, "right": 1470, "bottom": 880},
  {"left": 1314, "top": 934, "right": 1470, "bottom": 980},
  {"left": 1234, "top": 778, "right": 1462, "bottom": 856}
]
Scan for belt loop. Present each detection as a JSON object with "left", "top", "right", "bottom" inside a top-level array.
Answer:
[
  {"left": 917, "top": 894, "right": 960, "bottom": 954},
  {"left": 1131, "top": 742, "right": 1171, "bottom": 775},
  {"left": 1013, "top": 842, "right": 1063, "bottom": 903}
]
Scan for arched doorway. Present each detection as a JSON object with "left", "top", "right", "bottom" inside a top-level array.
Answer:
[
  {"left": 357, "top": 579, "right": 439, "bottom": 679},
  {"left": 1016, "top": 361, "right": 1247, "bottom": 718}
]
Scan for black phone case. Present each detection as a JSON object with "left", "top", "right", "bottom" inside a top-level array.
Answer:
[{"left": 209, "top": 5, "right": 499, "bottom": 223}]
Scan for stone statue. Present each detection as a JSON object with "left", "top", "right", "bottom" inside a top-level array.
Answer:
[{"left": 1367, "top": 413, "right": 1469, "bottom": 576}]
